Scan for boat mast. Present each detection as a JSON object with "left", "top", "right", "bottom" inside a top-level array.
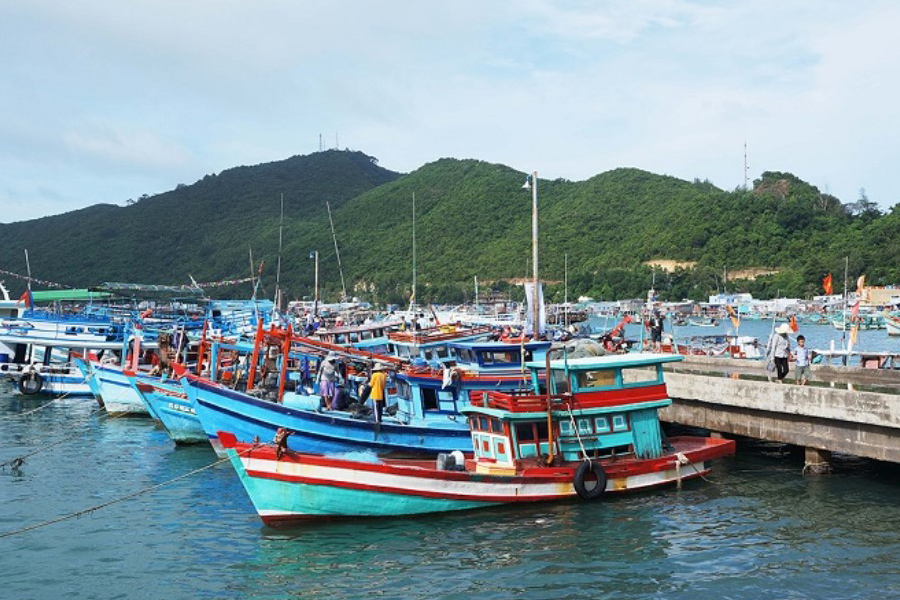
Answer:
[
  {"left": 842, "top": 255, "right": 848, "bottom": 354},
  {"left": 326, "top": 201, "right": 347, "bottom": 302},
  {"left": 564, "top": 253, "right": 568, "bottom": 328},
  {"left": 410, "top": 192, "right": 416, "bottom": 315},
  {"left": 524, "top": 171, "right": 539, "bottom": 340},
  {"left": 275, "top": 193, "right": 284, "bottom": 311}
]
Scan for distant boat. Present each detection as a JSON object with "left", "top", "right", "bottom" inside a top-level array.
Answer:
[{"left": 688, "top": 318, "right": 719, "bottom": 327}]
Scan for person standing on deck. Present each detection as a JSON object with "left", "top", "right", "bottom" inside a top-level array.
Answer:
[
  {"left": 368, "top": 362, "right": 388, "bottom": 423},
  {"left": 649, "top": 310, "right": 664, "bottom": 352},
  {"left": 766, "top": 323, "right": 792, "bottom": 383},
  {"left": 317, "top": 353, "right": 340, "bottom": 410}
]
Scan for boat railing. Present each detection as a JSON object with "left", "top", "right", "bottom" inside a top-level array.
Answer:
[
  {"left": 388, "top": 325, "right": 492, "bottom": 344},
  {"left": 469, "top": 390, "right": 565, "bottom": 412}
]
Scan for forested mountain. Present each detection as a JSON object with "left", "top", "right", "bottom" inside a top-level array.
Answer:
[{"left": 1, "top": 149, "right": 897, "bottom": 305}]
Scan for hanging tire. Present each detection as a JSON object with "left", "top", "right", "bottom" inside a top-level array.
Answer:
[
  {"left": 573, "top": 460, "right": 607, "bottom": 500},
  {"left": 18, "top": 372, "right": 44, "bottom": 395}
]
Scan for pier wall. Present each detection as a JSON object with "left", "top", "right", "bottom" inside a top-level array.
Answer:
[{"left": 661, "top": 364, "right": 900, "bottom": 463}]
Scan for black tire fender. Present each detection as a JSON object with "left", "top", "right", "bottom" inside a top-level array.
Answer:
[
  {"left": 19, "top": 372, "right": 44, "bottom": 395},
  {"left": 573, "top": 460, "right": 607, "bottom": 500}
]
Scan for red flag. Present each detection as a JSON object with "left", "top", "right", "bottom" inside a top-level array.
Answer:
[
  {"left": 17, "top": 289, "right": 32, "bottom": 307},
  {"left": 823, "top": 273, "right": 833, "bottom": 295},
  {"left": 789, "top": 314, "right": 798, "bottom": 332},
  {"left": 257, "top": 260, "right": 265, "bottom": 276}
]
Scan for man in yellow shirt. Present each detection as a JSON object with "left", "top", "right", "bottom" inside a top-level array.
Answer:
[{"left": 368, "top": 363, "right": 388, "bottom": 422}]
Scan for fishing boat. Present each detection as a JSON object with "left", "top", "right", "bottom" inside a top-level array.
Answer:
[
  {"left": 218, "top": 352, "right": 735, "bottom": 524},
  {"left": 176, "top": 323, "right": 554, "bottom": 455},
  {"left": 886, "top": 314, "right": 900, "bottom": 337},
  {"left": 129, "top": 372, "right": 205, "bottom": 443}
]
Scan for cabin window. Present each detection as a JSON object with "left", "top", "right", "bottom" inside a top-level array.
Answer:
[
  {"left": 551, "top": 369, "right": 570, "bottom": 394},
  {"left": 578, "top": 418, "right": 592, "bottom": 435},
  {"left": 482, "top": 351, "right": 519, "bottom": 365},
  {"left": 516, "top": 422, "right": 536, "bottom": 441},
  {"left": 469, "top": 416, "right": 478, "bottom": 430},
  {"left": 478, "top": 416, "right": 489, "bottom": 431},
  {"left": 394, "top": 380, "right": 412, "bottom": 400},
  {"left": 612, "top": 414, "right": 629, "bottom": 431},
  {"left": 436, "top": 347, "right": 449, "bottom": 359},
  {"left": 595, "top": 417, "right": 610, "bottom": 433},
  {"left": 535, "top": 420, "right": 549, "bottom": 439},
  {"left": 620, "top": 365, "right": 660, "bottom": 385},
  {"left": 349, "top": 333, "right": 360, "bottom": 343},
  {"left": 422, "top": 388, "right": 439, "bottom": 410},
  {"left": 490, "top": 418, "right": 503, "bottom": 434},
  {"left": 576, "top": 369, "right": 617, "bottom": 389}
]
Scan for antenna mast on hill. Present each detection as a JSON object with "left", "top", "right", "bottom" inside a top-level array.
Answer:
[
  {"left": 743, "top": 141, "right": 749, "bottom": 190},
  {"left": 319, "top": 134, "right": 323, "bottom": 152}
]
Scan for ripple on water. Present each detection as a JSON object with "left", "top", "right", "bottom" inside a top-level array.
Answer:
[{"left": 4, "top": 386, "right": 900, "bottom": 599}]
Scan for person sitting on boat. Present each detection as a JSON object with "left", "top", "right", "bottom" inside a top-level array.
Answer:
[
  {"left": 368, "top": 362, "right": 388, "bottom": 422},
  {"left": 317, "top": 353, "right": 341, "bottom": 410},
  {"left": 149, "top": 333, "right": 174, "bottom": 377}
]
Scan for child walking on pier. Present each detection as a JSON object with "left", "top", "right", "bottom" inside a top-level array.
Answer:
[{"left": 794, "top": 335, "right": 811, "bottom": 385}]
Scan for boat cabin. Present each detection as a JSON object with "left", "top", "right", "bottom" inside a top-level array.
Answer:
[
  {"left": 386, "top": 325, "right": 492, "bottom": 365},
  {"left": 448, "top": 340, "right": 551, "bottom": 374},
  {"left": 462, "top": 353, "right": 683, "bottom": 474}
]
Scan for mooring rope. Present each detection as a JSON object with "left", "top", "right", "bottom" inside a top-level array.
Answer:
[
  {"left": 565, "top": 405, "right": 591, "bottom": 462},
  {"left": 0, "top": 405, "right": 106, "bottom": 469},
  {"left": 0, "top": 445, "right": 257, "bottom": 539}
]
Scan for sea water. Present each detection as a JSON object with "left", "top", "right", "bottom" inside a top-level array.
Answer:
[{"left": 3, "top": 342, "right": 900, "bottom": 600}]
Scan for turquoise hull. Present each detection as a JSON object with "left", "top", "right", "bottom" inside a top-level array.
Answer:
[
  {"left": 135, "top": 375, "right": 207, "bottom": 444},
  {"left": 227, "top": 450, "right": 498, "bottom": 520}
]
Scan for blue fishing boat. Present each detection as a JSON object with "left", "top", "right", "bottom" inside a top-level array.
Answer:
[
  {"left": 128, "top": 371, "right": 206, "bottom": 443},
  {"left": 177, "top": 325, "right": 545, "bottom": 455}
]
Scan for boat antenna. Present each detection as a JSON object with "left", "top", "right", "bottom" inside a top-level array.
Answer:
[
  {"left": 326, "top": 201, "right": 347, "bottom": 302},
  {"left": 274, "top": 194, "right": 284, "bottom": 311}
]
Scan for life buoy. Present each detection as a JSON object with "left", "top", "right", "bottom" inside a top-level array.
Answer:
[
  {"left": 573, "top": 460, "right": 607, "bottom": 500},
  {"left": 18, "top": 371, "right": 44, "bottom": 395}
]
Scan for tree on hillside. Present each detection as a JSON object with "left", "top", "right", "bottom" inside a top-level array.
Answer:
[{"left": 846, "top": 188, "right": 882, "bottom": 218}]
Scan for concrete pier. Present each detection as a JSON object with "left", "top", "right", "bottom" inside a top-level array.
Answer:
[{"left": 660, "top": 356, "right": 900, "bottom": 465}]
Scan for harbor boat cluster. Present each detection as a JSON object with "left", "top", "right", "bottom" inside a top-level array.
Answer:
[{"left": 0, "top": 282, "right": 738, "bottom": 525}]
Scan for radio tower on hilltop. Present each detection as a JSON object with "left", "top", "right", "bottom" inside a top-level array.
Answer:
[{"left": 743, "top": 141, "right": 749, "bottom": 191}]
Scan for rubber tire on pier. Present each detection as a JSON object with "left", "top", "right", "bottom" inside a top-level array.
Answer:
[
  {"left": 573, "top": 460, "right": 607, "bottom": 500},
  {"left": 18, "top": 372, "right": 44, "bottom": 395}
]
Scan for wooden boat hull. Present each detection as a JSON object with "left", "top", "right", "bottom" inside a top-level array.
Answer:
[
  {"left": 132, "top": 376, "right": 206, "bottom": 444},
  {"left": 80, "top": 361, "right": 150, "bottom": 415},
  {"left": 220, "top": 432, "right": 735, "bottom": 524}
]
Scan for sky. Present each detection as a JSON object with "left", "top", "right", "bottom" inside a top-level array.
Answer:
[{"left": 1, "top": 1, "right": 899, "bottom": 223}]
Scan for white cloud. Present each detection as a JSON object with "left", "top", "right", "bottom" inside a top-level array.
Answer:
[{"left": 1, "top": 1, "right": 899, "bottom": 223}]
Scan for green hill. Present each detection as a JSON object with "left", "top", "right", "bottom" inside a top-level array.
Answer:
[{"left": 1, "top": 150, "right": 897, "bottom": 305}]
